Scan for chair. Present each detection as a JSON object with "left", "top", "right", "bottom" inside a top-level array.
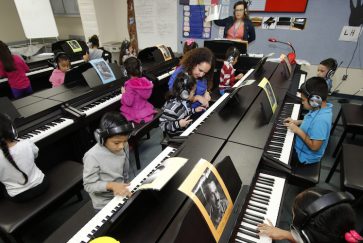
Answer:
[
  {"left": 128, "top": 110, "right": 163, "bottom": 170},
  {"left": 326, "top": 144, "right": 363, "bottom": 197},
  {"left": 332, "top": 103, "right": 363, "bottom": 157}
]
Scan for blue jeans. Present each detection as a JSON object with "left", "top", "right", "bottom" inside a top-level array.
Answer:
[{"left": 11, "top": 86, "right": 33, "bottom": 99}]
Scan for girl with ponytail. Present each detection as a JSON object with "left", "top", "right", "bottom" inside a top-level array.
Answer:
[{"left": 0, "top": 113, "right": 47, "bottom": 202}]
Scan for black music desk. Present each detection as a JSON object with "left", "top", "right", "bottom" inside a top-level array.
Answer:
[
  {"left": 45, "top": 133, "right": 225, "bottom": 243},
  {"left": 196, "top": 62, "right": 278, "bottom": 140}
]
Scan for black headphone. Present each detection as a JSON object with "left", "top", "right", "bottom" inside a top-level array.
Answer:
[
  {"left": 0, "top": 113, "right": 18, "bottom": 140},
  {"left": 291, "top": 191, "right": 354, "bottom": 243},
  {"left": 227, "top": 47, "right": 238, "bottom": 64},
  {"left": 299, "top": 82, "right": 322, "bottom": 108},
  {"left": 53, "top": 52, "right": 69, "bottom": 68},
  {"left": 326, "top": 59, "right": 338, "bottom": 79},
  {"left": 180, "top": 73, "right": 192, "bottom": 100},
  {"left": 123, "top": 57, "right": 142, "bottom": 77},
  {"left": 94, "top": 124, "right": 134, "bottom": 145}
]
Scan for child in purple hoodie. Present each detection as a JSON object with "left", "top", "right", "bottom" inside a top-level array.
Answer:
[
  {"left": 49, "top": 52, "right": 70, "bottom": 88},
  {"left": 120, "top": 57, "right": 156, "bottom": 124}
]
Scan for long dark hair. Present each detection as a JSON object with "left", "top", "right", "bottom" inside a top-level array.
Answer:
[
  {"left": 0, "top": 113, "right": 28, "bottom": 184},
  {"left": 180, "top": 47, "right": 215, "bottom": 91},
  {"left": 0, "top": 41, "right": 15, "bottom": 72}
]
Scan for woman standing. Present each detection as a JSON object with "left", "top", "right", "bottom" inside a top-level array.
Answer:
[{"left": 214, "top": 1, "right": 256, "bottom": 43}]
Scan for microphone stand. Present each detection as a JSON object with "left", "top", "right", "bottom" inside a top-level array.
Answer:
[{"left": 269, "top": 39, "right": 296, "bottom": 64}]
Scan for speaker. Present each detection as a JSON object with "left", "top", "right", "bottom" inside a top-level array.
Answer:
[
  {"left": 94, "top": 124, "right": 134, "bottom": 145},
  {"left": 180, "top": 73, "right": 191, "bottom": 100},
  {"left": 299, "top": 82, "right": 322, "bottom": 108},
  {"left": 326, "top": 59, "right": 338, "bottom": 79}
]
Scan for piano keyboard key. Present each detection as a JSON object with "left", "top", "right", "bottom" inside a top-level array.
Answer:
[
  {"left": 68, "top": 146, "right": 176, "bottom": 243},
  {"left": 233, "top": 173, "right": 285, "bottom": 243},
  {"left": 180, "top": 69, "right": 255, "bottom": 137},
  {"left": 157, "top": 69, "right": 175, "bottom": 80},
  {"left": 80, "top": 92, "right": 122, "bottom": 117},
  {"left": 265, "top": 103, "right": 301, "bottom": 164},
  {"left": 296, "top": 74, "right": 306, "bottom": 98},
  {"left": 18, "top": 118, "right": 74, "bottom": 143}
]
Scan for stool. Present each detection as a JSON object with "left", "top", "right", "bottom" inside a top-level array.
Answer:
[
  {"left": 340, "top": 144, "right": 363, "bottom": 194},
  {"left": 332, "top": 103, "right": 363, "bottom": 157},
  {"left": 128, "top": 110, "right": 162, "bottom": 170}
]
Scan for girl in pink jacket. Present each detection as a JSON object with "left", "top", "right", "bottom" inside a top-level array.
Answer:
[
  {"left": 120, "top": 57, "right": 155, "bottom": 124},
  {"left": 0, "top": 41, "right": 32, "bottom": 99}
]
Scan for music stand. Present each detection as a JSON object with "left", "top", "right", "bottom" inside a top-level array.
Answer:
[
  {"left": 64, "top": 62, "right": 92, "bottom": 87},
  {"left": 204, "top": 40, "right": 248, "bottom": 60}
]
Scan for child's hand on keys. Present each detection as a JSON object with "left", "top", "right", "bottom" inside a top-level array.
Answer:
[{"left": 179, "top": 116, "right": 193, "bottom": 128}]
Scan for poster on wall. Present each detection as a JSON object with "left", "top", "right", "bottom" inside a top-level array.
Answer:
[{"left": 183, "top": 5, "right": 211, "bottom": 39}]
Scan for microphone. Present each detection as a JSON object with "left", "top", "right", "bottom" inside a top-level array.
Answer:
[
  {"left": 331, "top": 61, "right": 345, "bottom": 94},
  {"left": 268, "top": 38, "right": 296, "bottom": 64}
]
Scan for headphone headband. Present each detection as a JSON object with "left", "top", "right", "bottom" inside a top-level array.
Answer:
[
  {"left": 326, "top": 59, "right": 338, "bottom": 79},
  {"left": 293, "top": 191, "right": 354, "bottom": 230},
  {"left": 95, "top": 123, "right": 134, "bottom": 145},
  {"left": 299, "top": 82, "right": 322, "bottom": 108},
  {"left": 180, "top": 72, "right": 191, "bottom": 100}
]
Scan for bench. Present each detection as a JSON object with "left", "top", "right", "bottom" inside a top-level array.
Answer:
[{"left": 0, "top": 160, "right": 83, "bottom": 243}]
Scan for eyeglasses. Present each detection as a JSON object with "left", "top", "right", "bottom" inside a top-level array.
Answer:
[{"left": 235, "top": 9, "right": 245, "bottom": 12}]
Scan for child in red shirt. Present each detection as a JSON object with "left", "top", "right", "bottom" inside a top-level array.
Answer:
[{"left": 219, "top": 46, "right": 243, "bottom": 95}]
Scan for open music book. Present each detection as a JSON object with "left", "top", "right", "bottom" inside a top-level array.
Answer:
[{"left": 137, "top": 157, "right": 188, "bottom": 191}]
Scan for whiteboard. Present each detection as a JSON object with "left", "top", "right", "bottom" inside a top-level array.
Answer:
[
  {"left": 134, "top": 0, "right": 178, "bottom": 51},
  {"left": 14, "top": 0, "right": 59, "bottom": 39}
]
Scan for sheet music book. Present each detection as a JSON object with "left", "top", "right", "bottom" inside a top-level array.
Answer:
[
  {"left": 66, "top": 40, "right": 82, "bottom": 53},
  {"left": 178, "top": 159, "right": 233, "bottom": 242},
  {"left": 138, "top": 157, "right": 188, "bottom": 191},
  {"left": 89, "top": 58, "right": 116, "bottom": 84},
  {"left": 258, "top": 77, "right": 277, "bottom": 113}
]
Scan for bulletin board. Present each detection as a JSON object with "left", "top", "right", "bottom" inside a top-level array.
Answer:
[{"left": 249, "top": 0, "right": 308, "bottom": 13}]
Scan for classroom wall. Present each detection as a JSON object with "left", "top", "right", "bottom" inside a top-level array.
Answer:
[
  {"left": 0, "top": 0, "right": 84, "bottom": 43},
  {"left": 0, "top": 0, "right": 27, "bottom": 42},
  {"left": 55, "top": 16, "right": 84, "bottom": 40},
  {"left": 178, "top": 0, "right": 363, "bottom": 69}
]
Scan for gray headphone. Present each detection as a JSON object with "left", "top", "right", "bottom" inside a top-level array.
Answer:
[
  {"left": 227, "top": 47, "right": 238, "bottom": 64},
  {"left": 180, "top": 73, "right": 191, "bottom": 100},
  {"left": 300, "top": 82, "right": 322, "bottom": 108},
  {"left": 326, "top": 59, "right": 338, "bottom": 80}
]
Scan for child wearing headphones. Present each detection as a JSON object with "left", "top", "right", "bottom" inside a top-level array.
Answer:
[
  {"left": 49, "top": 52, "right": 70, "bottom": 88},
  {"left": 83, "top": 112, "right": 133, "bottom": 210},
  {"left": 0, "top": 113, "right": 47, "bottom": 202},
  {"left": 119, "top": 40, "right": 137, "bottom": 65},
  {"left": 160, "top": 72, "right": 206, "bottom": 136},
  {"left": 168, "top": 47, "right": 214, "bottom": 109},
  {"left": 258, "top": 187, "right": 361, "bottom": 243},
  {"left": 120, "top": 57, "right": 156, "bottom": 124},
  {"left": 219, "top": 46, "right": 244, "bottom": 95},
  {"left": 0, "top": 40, "right": 33, "bottom": 99},
  {"left": 317, "top": 58, "right": 338, "bottom": 93},
  {"left": 284, "top": 77, "right": 332, "bottom": 165}
]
